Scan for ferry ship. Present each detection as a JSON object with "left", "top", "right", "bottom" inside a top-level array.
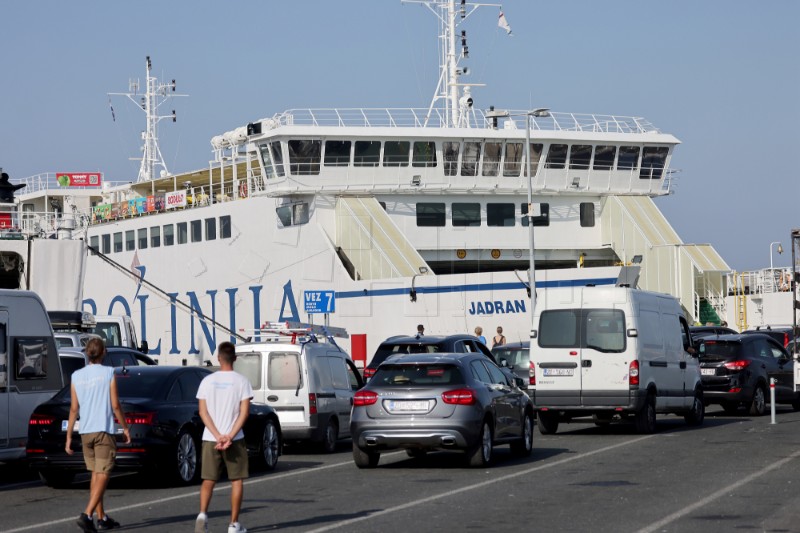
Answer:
[{"left": 10, "top": 1, "right": 736, "bottom": 365}]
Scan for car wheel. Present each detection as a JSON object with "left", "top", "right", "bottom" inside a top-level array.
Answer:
[
  {"left": 38, "top": 470, "right": 75, "bottom": 488},
  {"left": 406, "top": 449, "right": 427, "bottom": 459},
  {"left": 352, "top": 442, "right": 379, "bottom": 468},
  {"left": 258, "top": 419, "right": 280, "bottom": 470},
  {"left": 173, "top": 429, "right": 200, "bottom": 485},
  {"left": 510, "top": 412, "right": 534, "bottom": 457},
  {"left": 320, "top": 418, "right": 339, "bottom": 454},
  {"left": 537, "top": 411, "right": 559, "bottom": 435},
  {"left": 749, "top": 385, "right": 767, "bottom": 416},
  {"left": 467, "top": 420, "right": 493, "bottom": 467},
  {"left": 684, "top": 389, "right": 705, "bottom": 426},
  {"left": 634, "top": 394, "right": 657, "bottom": 434}
]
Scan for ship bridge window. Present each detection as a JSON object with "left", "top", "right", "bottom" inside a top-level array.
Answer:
[
  {"left": 258, "top": 143, "right": 276, "bottom": 180},
  {"left": 416, "top": 203, "right": 446, "bottom": 227},
  {"left": 102, "top": 234, "right": 111, "bottom": 254},
  {"left": 354, "top": 141, "right": 381, "bottom": 167},
  {"left": 324, "top": 140, "right": 351, "bottom": 166},
  {"left": 270, "top": 141, "right": 286, "bottom": 177},
  {"left": 487, "top": 203, "right": 516, "bottom": 227},
  {"left": 220, "top": 215, "right": 231, "bottom": 239},
  {"left": 125, "top": 231, "right": 135, "bottom": 251},
  {"left": 453, "top": 203, "right": 481, "bottom": 227},
  {"left": 640, "top": 146, "right": 669, "bottom": 179},
  {"left": 90, "top": 236, "right": 99, "bottom": 255},
  {"left": 482, "top": 142, "right": 501, "bottom": 176},
  {"left": 150, "top": 226, "right": 161, "bottom": 248},
  {"left": 617, "top": 146, "right": 640, "bottom": 171},
  {"left": 383, "top": 141, "right": 410, "bottom": 167},
  {"left": 177, "top": 222, "right": 188, "bottom": 244},
  {"left": 138, "top": 228, "right": 148, "bottom": 249},
  {"left": 461, "top": 142, "right": 481, "bottom": 176},
  {"left": 524, "top": 143, "right": 544, "bottom": 177},
  {"left": 580, "top": 202, "right": 596, "bottom": 227},
  {"left": 593, "top": 146, "right": 616, "bottom": 170},
  {"left": 205, "top": 218, "right": 216, "bottom": 241},
  {"left": 288, "top": 140, "right": 321, "bottom": 175},
  {"left": 503, "top": 143, "right": 523, "bottom": 177},
  {"left": 569, "top": 145, "right": 592, "bottom": 170},
  {"left": 545, "top": 144, "right": 568, "bottom": 169},
  {"left": 443, "top": 142, "right": 459, "bottom": 176},
  {"left": 164, "top": 224, "right": 175, "bottom": 246},
  {"left": 522, "top": 203, "right": 550, "bottom": 227},
  {"left": 276, "top": 202, "right": 310, "bottom": 227},
  {"left": 191, "top": 220, "right": 202, "bottom": 242},
  {"left": 412, "top": 141, "right": 437, "bottom": 167},
  {"left": 113, "top": 232, "right": 122, "bottom": 253}
]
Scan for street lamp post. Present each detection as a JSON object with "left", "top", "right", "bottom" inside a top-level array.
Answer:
[{"left": 770, "top": 241, "right": 784, "bottom": 291}]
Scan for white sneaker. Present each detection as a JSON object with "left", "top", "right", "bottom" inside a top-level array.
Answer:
[
  {"left": 228, "top": 522, "right": 247, "bottom": 533},
  {"left": 195, "top": 512, "right": 208, "bottom": 533}
]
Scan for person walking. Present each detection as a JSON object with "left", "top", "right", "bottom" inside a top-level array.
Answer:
[
  {"left": 66, "top": 338, "right": 131, "bottom": 532},
  {"left": 492, "top": 326, "right": 506, "bottom": 348},
  {"left": 195, "top": 341, "right": 253, "bottom": 533},
  {"left": 474, "top": 326, "right": 487, "bottom": 345}
]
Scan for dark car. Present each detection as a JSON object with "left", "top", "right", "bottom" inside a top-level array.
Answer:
[
  {"left": 491, "top": 341, "right": 532, "bottom": 390},
  {"left": 351, "top": 352, "right": 534, "bottom": 468},
  {"left": 741, "top": 326, "right": 794, "bottom": 349},
  {"left": 57, "top": 346, "right": 156, "bottom": 386},
  {"left": 698, "top": 334, "right": 800, "bottom": 415},
  {"left": 364, "top": 334, "right": 505, "bottom": 381},
  {"left": 689, "top": 325, "right": 737, "bottom": 342},
  {"left": 27, "top": 366, "right": 282, "bottom": 487}
]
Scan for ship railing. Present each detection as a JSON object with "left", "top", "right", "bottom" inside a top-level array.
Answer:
[
  {"left": 12, "top": 173, "right": 127, "bottom": 193},
  {"left": 727, "top": 268, "right": 793, "bottom": 296},
  {"left": 269, "top": 108, "right": 660, "bottom": 134}
]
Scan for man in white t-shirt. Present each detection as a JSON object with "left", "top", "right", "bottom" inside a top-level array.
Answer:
[{"left": 195, "top": 342, "right": 253, "bottom": 533}]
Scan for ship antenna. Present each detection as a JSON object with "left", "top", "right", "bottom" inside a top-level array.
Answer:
[
  {"left": 108, "top": 56, "right": 188, "bottom": 183},
  {"left": 403, "top": 0, "right": 499, "bottom": 128}
]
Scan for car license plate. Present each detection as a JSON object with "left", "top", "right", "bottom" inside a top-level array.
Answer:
[
  {"left": 701, "top": 368, "right": 716, "bottom": 376},
  {"left": 542, "top": 368, "right": 574, "bottom": 377},
  {"left": 386, "top": 400, "right": 430, "bottom": 412},
  {"left": 61, "top": 420, "right": 79, "bottom": 432}
]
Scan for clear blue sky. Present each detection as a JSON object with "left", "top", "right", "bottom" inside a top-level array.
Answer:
[{"left": 2, "top": 1, "right": 798, "bottom": 271}]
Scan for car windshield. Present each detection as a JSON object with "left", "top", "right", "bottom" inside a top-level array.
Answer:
[
  {"left": 371, "top": 364, "right": 464, "bottom": 386},
  {"left": 699, "top": 341, "right": 742, "bottom": 359}
]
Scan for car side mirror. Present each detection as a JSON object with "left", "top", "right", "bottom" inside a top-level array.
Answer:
[{"left": 139, "top": 340, "right": 149, "bottom": 354}]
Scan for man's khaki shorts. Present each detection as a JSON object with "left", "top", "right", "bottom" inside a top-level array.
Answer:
[
  {"left": 201, "top": 439, "right": 249, "bottom": 481},
  {"left": 81, "top": 432, "right": 117, "bottom": 474}
]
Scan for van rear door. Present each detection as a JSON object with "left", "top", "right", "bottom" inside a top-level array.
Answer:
[
  {"left": 534, "top": 309, "right": 583, "bottom": 407},
  {"left": 579, "top": 308, "right": 630, "bottom": 406}
]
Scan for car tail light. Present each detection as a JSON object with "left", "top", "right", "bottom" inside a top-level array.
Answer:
[
  {"left": 353, "top": 390, "right": 378, "bottom": 406},
  {"left": 529, "top": 361, "right": 536, "bottom": 386},
  {"left": 723, "top": 360, "right": 751, "bottom": 371},
  {"left": 363, "top": 367, "right": 376, "bottom": 380},
  {"left": 29, "top": 414, "right": 55, "bottom": 426},
  {"left": 441, "top": 388, "right": 476, "bottom": 405},
  {"left": 117, "top": 412, "right": 156, "bottom": 425},
  {"left": 783, "top": 333, "right": 790, "bottom": 348},
  {"left": 629, "top": 360, "right": 639, "bottom": 387},
  {"left": 309, "top": 393, "right": 318, "bottom": 415}
]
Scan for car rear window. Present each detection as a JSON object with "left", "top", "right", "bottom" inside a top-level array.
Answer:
[
  {"left": 371, "top": 343, "right": 444, "bottom": 367},
  {"left": 493, "top": 348, "right": 529, "bottom": 368},
  {"left": 539, "top": 309, "right": 626, "bottom": 353},
  {"left": 371, "top": 364, "right": 465, "bottom": 386},
  {"left": 115, "top": 372, "right": 167, "bottom": 397},
  {"left": 267, "top": 351, "right": 302, "bottom": 390},
  {"left": 699, "top": 340, "right": 742, "bottom": 358}
]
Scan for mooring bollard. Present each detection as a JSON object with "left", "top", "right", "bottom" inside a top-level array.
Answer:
[{"left": 770, "top": 377, "right": 777, "bottom": 424}]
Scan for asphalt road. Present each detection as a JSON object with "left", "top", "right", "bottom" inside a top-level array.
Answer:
[{"left": 2, "top": 405, "right": 800, "bottom": 533}]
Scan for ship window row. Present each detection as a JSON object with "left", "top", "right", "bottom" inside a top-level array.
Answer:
[
  {"left": 414, "top": 202, "right": 595, "bottom": 228},
  {"left": 261, "top": 140, "right": 669, "bottom": 180},
  {"left": 90, "top": 215, "right": 232, "bottom": 255}
]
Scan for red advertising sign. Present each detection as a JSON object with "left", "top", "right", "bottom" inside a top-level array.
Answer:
[{"left": 56, "top": 173, "right": 103, "bottom": 187}]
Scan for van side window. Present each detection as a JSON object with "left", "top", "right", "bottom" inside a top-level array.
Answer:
[
  {"left": 326, "top": 357, "right": 350, "bottom": 390},
  {"left": 15, "top": 338, "right": 48, "bottom": 379},
  {"left": 268, "top": 352, "right": 301, "bottom": 389}
]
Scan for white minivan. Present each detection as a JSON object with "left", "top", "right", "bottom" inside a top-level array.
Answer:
[
  {"left": 530, "top": 286, "right": 703, "bottom": 434},
  {"left": 235, "top": 328, "right": 363, "bottom": 452}
]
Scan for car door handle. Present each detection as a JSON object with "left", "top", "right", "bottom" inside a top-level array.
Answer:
[{"left": 582, "top": 360, "right": 592, "bottom": 368}]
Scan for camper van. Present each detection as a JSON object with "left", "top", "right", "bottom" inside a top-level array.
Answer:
[
  {"left": 0, "top": 290, "right": 62, "bottom": 462},
  {"left": 235, "top": 323, "right": 363, "bottom": 452},
  {"left": 530, "top": 286, "right": 703, "bottom": 434}
]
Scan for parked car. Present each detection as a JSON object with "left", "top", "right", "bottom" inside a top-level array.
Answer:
[
  {"left": 697, "top": 334, "right": 800, "bottom": 415},
  {"left": 689, "top": 325, "right": 737, "bottom": 342},
  {"left": 741, "top": 326, "right": 794, "bottom": 349},
  {"left": 27, "top": 366, "right": 282, "bottom": 487},
  {"left": 491, "top": 341, "right": 532, "bottom": 390},
  {"left": 350, "top": 352, "right": 534, "bottom": 468},
  {"left": 54, "top": 332, "right": 102, "bottom": 349}
]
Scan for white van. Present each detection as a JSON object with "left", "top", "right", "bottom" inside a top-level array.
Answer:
[
  {"left": 530, "top": 286, "right": 703, "bottom": 434},
  {"left": 91, "top": 314, "right": 149, "bottom": 354},
  {"left": 235, "top": 324, "right": 363, "bottom": 452},
  {"left": 0, "top": 290, "right": 62, "bottom": 462}
]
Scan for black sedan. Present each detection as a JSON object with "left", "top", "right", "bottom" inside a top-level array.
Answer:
[
  {"left": 27, "top": 366, "right": 282, "bottom": 487},
  {"left": 698, "top": 334, "right": 800, "bottom": 415}
]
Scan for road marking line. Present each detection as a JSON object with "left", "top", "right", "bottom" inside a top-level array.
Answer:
[
  {"left": 306, "top": 435, "right": 656, "bottom": 533},
  {"left": 636, "top": 447, "right": 800, "bottom": 533}
]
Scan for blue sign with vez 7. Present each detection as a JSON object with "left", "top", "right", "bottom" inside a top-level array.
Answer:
[{"left": 304, "top": 290, "right": 336, "bottom": 314}]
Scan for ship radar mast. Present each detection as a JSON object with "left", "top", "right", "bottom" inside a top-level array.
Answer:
[
  {"left": 109, "top": 56, "right": 187, "bottom": 183},
  {"left": 404, "top": 0, "right": 501, "bottom": 128}
]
